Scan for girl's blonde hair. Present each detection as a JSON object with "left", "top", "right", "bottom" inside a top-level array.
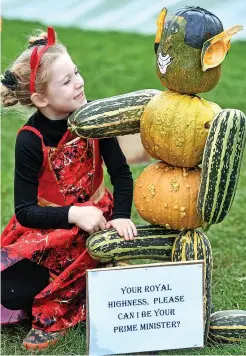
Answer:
[{"left": 1, "top": 29, "right": 67, "bottom": 107}]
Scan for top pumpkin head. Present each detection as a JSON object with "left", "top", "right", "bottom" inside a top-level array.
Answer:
[{"left": 155, "top": 6, "right": 243, "bottom": 94}]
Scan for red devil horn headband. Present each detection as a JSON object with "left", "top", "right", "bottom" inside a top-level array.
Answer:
[{"left": 29, "top": 27, "right": 56, "bottom": 94}]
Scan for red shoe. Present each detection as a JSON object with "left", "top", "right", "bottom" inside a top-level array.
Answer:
[{"left": 23, "top": 328, "right": 66, "bottom": 349}]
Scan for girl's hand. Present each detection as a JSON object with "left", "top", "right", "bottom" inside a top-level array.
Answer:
[
  {"left": 68, "top": 206, "right": 107, "bottom": 235},
  {"left": 105, "top": 219, "right": 138, "bottom": 241}
]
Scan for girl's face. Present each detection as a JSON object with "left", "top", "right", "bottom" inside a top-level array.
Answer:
[{"left": 44, "top": 54, "right": 86, "bottom": 118}]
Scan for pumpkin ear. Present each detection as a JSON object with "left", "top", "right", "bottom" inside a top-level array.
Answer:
[
  {"left": 154, "top": 8, "right": 167, "bottom": 54},
  {"left": 201, "top": 25, "right": 243, "bottom": 71}
]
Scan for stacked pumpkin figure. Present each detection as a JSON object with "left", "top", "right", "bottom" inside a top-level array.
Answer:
[{"left": 68, "top": 7, "right": 246, "bottom": 345}]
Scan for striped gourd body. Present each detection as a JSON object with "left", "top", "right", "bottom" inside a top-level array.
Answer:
[
  {"left": 171, "top": 229, "right": 212, "bottom": 344},
  {"left": 198, "top": 109, "right": 246, "bottom": 231},
  {"left": 86, "top": 225, "right": 179, "bottom": 262},
  {"left": 67, "top": 89, "right": 160, "bottom": 138},
  {"left": 102, "top": 261, "right": 131, "bottom": 268},
  {"left": 209, "top": 310, "right": 246, "bottom": 342}
]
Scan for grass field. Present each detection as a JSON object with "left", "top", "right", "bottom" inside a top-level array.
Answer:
[{"left": 1, "top": 18, "right": 246, "bottom": 355}]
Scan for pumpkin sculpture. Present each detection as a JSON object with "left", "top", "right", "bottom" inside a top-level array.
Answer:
[
  {"left": 68, "top": 6, "right": 245, "bottom": 231},
  {"left": 68, "top": 6, "right": 246, "bottom": 345}
]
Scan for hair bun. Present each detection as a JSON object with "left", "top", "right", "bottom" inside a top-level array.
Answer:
[
  {"left": 1, "top": 70, "right": 19, "bottom": 91},
  {"left": 28, "top": 38, "right": 47, "bottom": 48},
  {"left": 28, "top": 31, "right": 49, "bottom": 47}
]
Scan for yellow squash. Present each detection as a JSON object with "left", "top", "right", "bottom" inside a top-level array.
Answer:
[{"left": 140, "top": 90, "right": 221, "bottom": 167}]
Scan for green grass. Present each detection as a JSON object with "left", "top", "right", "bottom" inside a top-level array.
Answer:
[{"left": 1, "top": 18, "right": 246, "bottom": 355}]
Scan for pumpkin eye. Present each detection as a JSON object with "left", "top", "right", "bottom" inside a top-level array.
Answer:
[{"left": 170, "top": 23, "right": 179, "bottom": 34}]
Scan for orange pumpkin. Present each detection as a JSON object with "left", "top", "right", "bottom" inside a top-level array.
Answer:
[{"left": 134, "top": 161, "right": 202, "bottom": 229}]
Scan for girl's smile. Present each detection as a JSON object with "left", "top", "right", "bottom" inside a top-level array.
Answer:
[{"left": 73, "top": 90, "right": 84, "bottom": 100}]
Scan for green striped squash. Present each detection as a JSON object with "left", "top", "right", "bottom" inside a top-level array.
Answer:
[
  {"left": 101, "top": 261, "right": 131, "bottom": 268},
  {"left": 198, "top": 109, "right": 246, "bottom": 231},
  {"left": 86, "top": 225, "right": 179, "bottom": 262},
  {"left": 171, "top": 229, "right": 212, "bottom": 344},
  {"left": 209, "top": 310, "right": 246, "bottom": 342},
  {"left": 67, "top": 89, "right": 160, "bottom": 138}
]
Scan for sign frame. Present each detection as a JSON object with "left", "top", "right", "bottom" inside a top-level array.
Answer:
[{"left": 86, "top": 260, "right": 204, "bottom": 356}]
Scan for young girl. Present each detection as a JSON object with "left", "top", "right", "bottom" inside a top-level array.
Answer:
[{"left": 1, "top": 27, "right": 137, "bottom": 349}]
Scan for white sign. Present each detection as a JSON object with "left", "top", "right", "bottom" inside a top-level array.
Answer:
[{"left": 86, "top": 261, "right": 204, "bottom": 356}]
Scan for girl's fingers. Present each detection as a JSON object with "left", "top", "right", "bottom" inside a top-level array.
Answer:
[
  {"left": 122, "top": 227, "right": 129, "bottom": 241},
  {"left": 116, "top": 227, "right": 124, "bottom": 238},
  {"left": 117, "top": 227, "right": 129, "bottom": 240},
  {"left": 101, "top": 216, "right": 107, "bottom": 224},
  {"left": 127, "top": 226, "right": 134, "bottom": 240},
  {"left": 98, "top": 221, "right": 106, "bottom": 230},
  {"left": 129, "top": 220, "right": 138, "bottom": 236},
  {"left": 105, "top": 222, "right": 111, "bottom": 229},
  {"left": 107, "top": 221, "right": 137, "bottom": 240}
]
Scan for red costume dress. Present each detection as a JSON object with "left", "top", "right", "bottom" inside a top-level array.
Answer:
[{"left": 1, "top": 126, "right": 113, "bottom": 332}]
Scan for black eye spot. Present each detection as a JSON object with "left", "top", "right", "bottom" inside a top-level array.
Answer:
[
  {"left": 154, "top": 43, "right": 159, "bottom": 54},
  {"left": 170, "top": 23, "right": 179, "bottom": 34}
]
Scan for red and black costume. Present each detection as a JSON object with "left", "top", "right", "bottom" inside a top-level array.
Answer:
[{"left": 1, "top": 110, "right": 133, "bottom": 332}]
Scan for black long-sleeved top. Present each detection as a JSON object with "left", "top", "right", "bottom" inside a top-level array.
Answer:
[{"left": 14, "top": 110, "right": 133, "bottom": 229}]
